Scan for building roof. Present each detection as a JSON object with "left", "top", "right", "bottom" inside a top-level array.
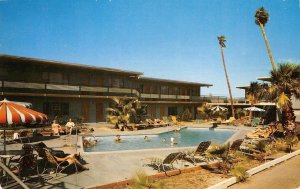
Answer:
[
  {"left": 0, "top": 54, "right": 212, "bottom": 87},
  {"left": 0, "top": 54, "right": 143, "bottom": 76},
  {"left": 257, "top": 76, "right": 272, "bottom": 82},
  {"left": 138, "top": 76, "right": 212, "bottom": 87},
  {"left": 236, "top": 85, "right": 250, "bottom": 89}
]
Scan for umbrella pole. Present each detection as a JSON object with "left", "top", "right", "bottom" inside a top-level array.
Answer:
[{"left": 3, "top": 126, "right": 6, "bottom": 153}]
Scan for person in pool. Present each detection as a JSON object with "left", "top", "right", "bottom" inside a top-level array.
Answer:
[
  {"left": 115, "top": 135, "right": 121, "bottom": 143},
  {"left": 162, "top": 138, "right": 166, "bottom": 143},
  {"left": 170, "top": 137, "right": 177, "bottom": 145},
  {"left": 144, "top": 136, "right": 150, "bottom": 142}
]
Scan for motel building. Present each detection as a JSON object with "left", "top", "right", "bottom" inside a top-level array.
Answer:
[{"left": 0, "top": 54, "right": 212, "bottom": 123}]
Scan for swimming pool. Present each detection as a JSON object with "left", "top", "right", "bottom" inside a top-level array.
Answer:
[{"left": 83, "top": 128, "right": 236, "bottom": 152}]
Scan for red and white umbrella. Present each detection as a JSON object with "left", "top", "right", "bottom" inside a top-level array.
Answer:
[
  {"left": 0, "top": 98, "right": 48, "bottom": 152},
  {"left": 0, "top": 99, "right": 47, "bottom": 124}
]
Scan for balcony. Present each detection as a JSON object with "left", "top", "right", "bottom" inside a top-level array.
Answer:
[
  {"left": 1, "top": 80, "right": 211, "bottom": 103},
  {"left": 1, "top": 80, "right": 138, "bottom": 98}
]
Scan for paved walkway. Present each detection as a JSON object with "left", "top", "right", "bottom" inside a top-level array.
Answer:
[
  {"left": 228, "top": 154, "right": 300, "bottom": 189},
  {"left": 4, "top": 123, "right": 255, "bottom": 188}
]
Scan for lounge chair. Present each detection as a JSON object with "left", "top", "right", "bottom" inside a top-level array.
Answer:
[
  {"left": 162, "top": 116, "right": 171, "bottom": 126},
  {"left": 252, "top": 118, "right": 261, "bottom": 127},
  {"left": 222, "top": 117, "right": 236, "bottom": 125},
  {"left": 184, "top": 141, "right": 211, "bottom": 165},
  {"left": 151, "top": 152, "right": 183, "bottom": 172},
  {"left": 43, "top": 148, "right": 78, "bottom": 176},
  {"left": 18, "top": 130, "right": 31, "bottom": 143},
  {"left": 8, "top": 145, "right": 39, "bottom": 180},
  {"left": 229, "top": 139, "right": 244, "bottom": 152}
]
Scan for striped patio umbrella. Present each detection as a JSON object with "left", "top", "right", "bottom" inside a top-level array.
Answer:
[
  {"left": 0, "top": 98, "right": 48, "bottom": 152},
  {"left": 243, "top": 106, "right": 265, "bottom": 112},
  {"left": 209, "top": 105, "right": 228, "bottom": 112}
]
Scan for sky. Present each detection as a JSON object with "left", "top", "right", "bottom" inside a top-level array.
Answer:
[{"left": 0, "top": 0, "right": 299, "bottom": 97}]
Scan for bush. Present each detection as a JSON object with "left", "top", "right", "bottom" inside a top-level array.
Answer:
[
  {"left": 181, "top": 108, "right": 192, "bottom": 121},
  {"left": 231, "top": 164, "right": 248, "bottom": 182}
]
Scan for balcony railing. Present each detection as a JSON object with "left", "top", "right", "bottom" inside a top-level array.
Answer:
[
  {"left": 1, "top": 80, "right": 215, "bottom": 102},
  {"left": 1, "top": 80, "right": 138, "bottom": 97}
]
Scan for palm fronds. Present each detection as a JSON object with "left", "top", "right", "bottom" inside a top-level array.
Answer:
[{"left": 255, "top": 7, "right": 269, "bottom": 26}]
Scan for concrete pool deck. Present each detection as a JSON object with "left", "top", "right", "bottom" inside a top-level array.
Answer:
[{"left": 5, "top": 123, "right": 255, "bottom": 188}]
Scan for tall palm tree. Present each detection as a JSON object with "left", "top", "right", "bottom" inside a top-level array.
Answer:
[
  {"left": 255, "top": 7, "right": 276, "bottom": 71},
  {"left": 217, "top": 35, "right": 235, "bottom": 117},
  {"left": 262, "top": 63, "right": 300, "bottom": 133},
  {"left": 246, "top": 82, "right": 264, "bottom": 119}
]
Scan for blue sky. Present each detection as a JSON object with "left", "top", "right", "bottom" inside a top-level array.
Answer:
[{"left": 0, "top": 0, "right": 299, "bottom": 97}]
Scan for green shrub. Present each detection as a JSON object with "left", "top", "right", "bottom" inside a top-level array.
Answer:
[
  {"left": 181, "top": 108, "right": 192, "bottom": 121},
  {"left": 231, "top": 164, "right": 248, "bottom": 182}
]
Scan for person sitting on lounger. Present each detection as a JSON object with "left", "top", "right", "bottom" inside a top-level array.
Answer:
[
  {"left": 53, "top": 152, "right": 89, "bottom": 170},
  {"left": 52, "top": 120, "right": 65, "bottom": 135},
  {"left": 65, "top": 118, "right": 75, "bottom": 135}
]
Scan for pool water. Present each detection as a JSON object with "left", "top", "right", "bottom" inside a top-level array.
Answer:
[{"left": 83, "top": 128, "right": 236, "bottom": 152}]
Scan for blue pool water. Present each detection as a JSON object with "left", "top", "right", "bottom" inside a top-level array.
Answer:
[{"left": 83, "top": 128, "right": 236, "bottom": 152}]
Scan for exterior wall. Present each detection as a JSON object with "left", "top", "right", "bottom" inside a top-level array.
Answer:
[
  {"left": 0, "top": 55, "right": 211, "bottom": 122},
  {"left": 144, "top": 103, "right": 199, "bottom": 120}
]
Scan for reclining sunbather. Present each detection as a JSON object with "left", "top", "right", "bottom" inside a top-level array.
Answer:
[{"left": 53, "top": 153, "right": 89, "bottom": 170}]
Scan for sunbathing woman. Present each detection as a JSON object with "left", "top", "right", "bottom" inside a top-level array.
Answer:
[{"left": 53, "top": 153, "right": 89, "bottom": 171}]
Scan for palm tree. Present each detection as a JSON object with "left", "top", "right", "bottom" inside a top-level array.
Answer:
[
  {"left": 255, "top": 7, "right": 276, "bottom": 71},
  {"left": 262, "top": 63, "right": 300, "bottom": 133},
  {"left": 217, "top": 35, "right": 235, "bottom": 117},
  {"left": 246, "top": 82, "right": 264, "bottom": 119},
  {"left": 106, "top": 97, "right": 146, "bottom": 129}
]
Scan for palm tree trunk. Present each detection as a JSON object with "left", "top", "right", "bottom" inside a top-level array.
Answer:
[
  {"left": 220, "top": 46, "right": 235, "bottom": 117},
  {"left": 282, "top": 106, "right": 296, "bottom": 133},
  {"left": 259, "top": 22, "right": 276, "bottom": 71}
]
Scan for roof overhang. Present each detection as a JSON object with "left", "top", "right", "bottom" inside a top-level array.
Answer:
[
  {"left": 236, "top": 85, "right": 250, "bottom": 90},
  {"left": 0, "top": 54, "right": 143, "bottom": 76},
  {"left": 138, "top": 77, "right": 212, "bottom": 87},
  {"left": 257, "top": 76, "right": 272, "bottom": 82}
]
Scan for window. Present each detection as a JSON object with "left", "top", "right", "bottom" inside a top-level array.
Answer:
[
  {"left": 112, "top": 78, "right": 122, "bottom": 87},
  {"left": 43, "top": 102, "right": 69, "bottom": 116},
  {"left": 168, "top": 107, "right": 177, "bottom": 116},
  {"left": 161, "top": 86, "right": 169, "bottom": 94},
  {"left": 49, "top": 72, "right": 63, "bottom": 83},
  {"left": 139, "top": 84, "right": 144, "bottom": 93},
  {"left": 144, "top": 84, "right": 150, "bottom": 93},
  {"left": 104, "top": 78, "right": 111, "bottom": 87}
]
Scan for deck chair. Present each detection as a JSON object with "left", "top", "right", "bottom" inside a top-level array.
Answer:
[
  {"left": 229, "top": 139, "right": 244, "bottom": 152},
  {"left": 222, "top": 117, "right": 236, "bottom": 125},
  {"left": 43, "top": 148, "right": 77, "bottom": 176},
  {"left": 184, "top": 141, "right": 211, "bottom": 165},
  {"left": 18, "top": 130, "right": 31, "bottom": 143},
  {"left": 252, "top": 118, "right": 260, "bottom": 127},
  {"left": 170, "top": 116, "right": 179, "bottom": 125},
  {"left": 152, "top": 152, "right": 183, "bottom": 172},
  {"left": 162, "top": 116, "right": 171, "bottom": 126},
  {"left": 9, "top": 145, "right": 39, "bottom": 180}
]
